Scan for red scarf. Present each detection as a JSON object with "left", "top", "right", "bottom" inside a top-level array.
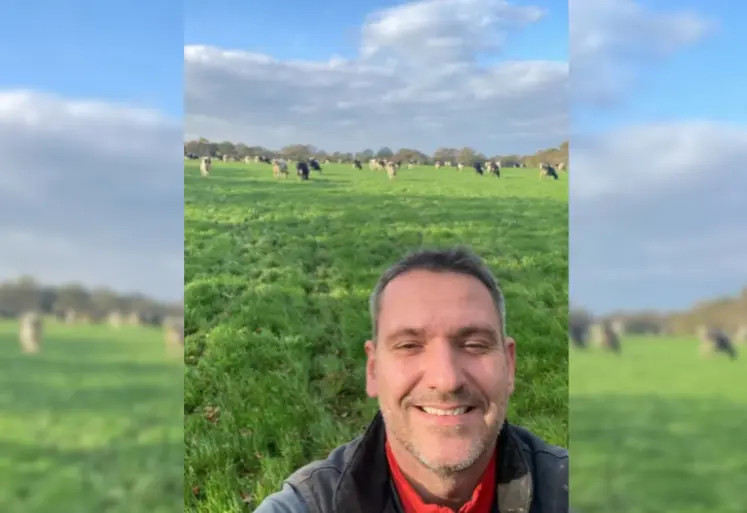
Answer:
[{"left": 385, "top": 440, "right": 496, "bottom": 513}]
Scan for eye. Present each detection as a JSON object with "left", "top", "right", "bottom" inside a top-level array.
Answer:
[
  {"left": 395, "top": 341, "right": 421, "bottom": 350},
  {"left": 463, "top": 340, "right": 490, "bottom": 351}
]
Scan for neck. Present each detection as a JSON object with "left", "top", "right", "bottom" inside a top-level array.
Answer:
[{"left": 388, "top": 436, "right": 496, "bottom": 510}]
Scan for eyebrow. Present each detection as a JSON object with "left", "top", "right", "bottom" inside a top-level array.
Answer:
[{"left": 385, "top": 324, "right": 499, "bottom": 345}]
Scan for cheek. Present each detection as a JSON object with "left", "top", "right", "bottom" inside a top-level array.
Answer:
[{"left": 376, "top": 360, "right": 416, "bottom": 403}]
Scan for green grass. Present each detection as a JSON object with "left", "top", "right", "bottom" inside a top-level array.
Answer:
[
  {"left": 570, "top": 336, "right": 747, "bottom": 513},
  {"left": 184, "top": 161, "right": 568, "bottom": 511},
  {"left": 0, "top": 319, "right": 183, "bottom": 513}
]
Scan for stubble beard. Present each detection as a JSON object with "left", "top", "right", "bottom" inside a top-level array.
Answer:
[{"left": 383, "top": 388, "right": 510, "bottom": 478}]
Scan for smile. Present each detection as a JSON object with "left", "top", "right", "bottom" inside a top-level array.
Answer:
[{"left": 416, "top": 406, "right": 475, "bottom": 416}]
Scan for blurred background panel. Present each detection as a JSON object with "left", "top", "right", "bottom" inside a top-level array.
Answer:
[
  {"left": 0, "top": 1, "right": 184, "bottom": 512},
  {"left": 570, "top": 0, "right": 747, "bottom": 511}
]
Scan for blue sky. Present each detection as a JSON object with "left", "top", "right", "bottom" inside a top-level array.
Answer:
[
  {"left": 0, "top": 0, "right": 183, "bottom": 118},
  {"left": 0, "top": 0, "right": 183, "bottom": 302},
  {"left": 184, "top": 0, "right": 568, "bottom": 157},
  {"left": 574, "top": 0, "right": 747, "bottom": 133},
  {"left": 184, "top": 0, "right": 568, "bottom": 63},
  {"left": 570, "top": 0, "right": 747, "bottom": 315}
]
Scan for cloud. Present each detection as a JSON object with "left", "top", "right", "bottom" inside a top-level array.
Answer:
[
  {"left": 570, "top": 121, "right": 747, "bottom": 310},
  {"left": 0, "top": 89, "right": 183, "bottom": 301},
  {"left": 184, "top": 0, "right": 568, "bottom": 155},
  {"left": 570, "top": 0, "right": 712, "bottom": 106}
]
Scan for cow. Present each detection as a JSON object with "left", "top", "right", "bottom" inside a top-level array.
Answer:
[
  {"left": 353, "top": 159, "right": 362, "bottom": 170},
  {"left": 296, "top": 161, "right": 310, "bottom": 180},
  {"left": 595, "top": 321, "right": 621, "bottom": 353},
  {"left": 457, "top": 162, "right": 465, "bottom": 172},
  {"left": 539, "top": 162, "right": 558, "bottom": 179},
  {"left": 272, "top": 158, "right": 289, "bottom": 178},
  {"left": 309, "top": 158, "right": 322, "bottom": 172},
  {"left": 386, "top": 161, "right": 397, "bottom": 180},
  {"left": 473, "top": 162, "right": 484, "bottom": 175},
  {"left": 19, "top": 312, "right": 43, "bottom": 354},
  {"left": 486, "top": 161, "right": 500, "bottom": 177},
  {"left": 200, "top": 157, "right": 211, "bottom": 177},
  {"left": 698, "top": 325, "right": 737, "bottom": 359},
  {"left": 434, "top": 160, "right": 442, "bottom": 169}
]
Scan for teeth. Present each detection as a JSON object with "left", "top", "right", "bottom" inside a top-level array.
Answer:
[{"left": 421, "top": 406, "right": 469, "bottom": 416}]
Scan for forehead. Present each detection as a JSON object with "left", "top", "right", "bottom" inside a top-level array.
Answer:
[{"left": 378, "top": 269, "right": 500, "bottom": 331}]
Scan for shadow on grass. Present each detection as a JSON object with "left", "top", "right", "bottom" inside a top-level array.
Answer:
[
  {"left": 571, "top": 394, "right": 747, "bottom": 513},
  {"left": 0, "top": 439, "right": 182, "bottom": 512},
  {"left": 0, "top": 341, "right": 181, "bottom": 414}
]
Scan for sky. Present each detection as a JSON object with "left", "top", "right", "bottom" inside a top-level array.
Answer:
[
  {"left": 0, "top": 0, "right": 184, "bottom": 302},
  {"left": 569, "top": 0, "right": 747, "bottom": 314},
  {"left": 184, "top": 0, "right": 569, "bottom": 156}
]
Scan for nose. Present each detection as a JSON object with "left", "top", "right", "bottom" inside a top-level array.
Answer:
[{"left": 421, "top": 339, "right": 464, "bottom": 392}]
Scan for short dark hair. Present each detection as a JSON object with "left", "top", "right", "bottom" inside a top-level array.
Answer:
[{"left": 369, "top": 246, "right": 506, "bottom": 340}]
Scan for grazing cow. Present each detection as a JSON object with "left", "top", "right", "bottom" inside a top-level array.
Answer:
[
  {"left": 486, "top": 161, "right": 500, "bottom": 177},
  {"left": 309, "top": 158, "right": 322, "bottom": 172},
  {"left": 698, "top": 325, "right": 737, "bottom": 359},
  {"left": 369, "top": 158, "right": 379, "bottom": 170},
  {"left": 558, "top": 162, "right": 566, "bottom": 172},
  {"left": 296, "top": 161, "right": 310, "bottom": 180},
  {"left": 272, "top": 158, "right": 289, "bottom": 178},
  {"left": 539, "top": 162, "right": 558, "bottom": 179},
  {"left": 735, "top": 325, "right": 747, "bottom": 346},
  {"left": 386, "top": 161, "right": 397, "bottom": 179},
  {"left": 258, "top": 156, "right": 271, "bottom": 164},
  {"left": 569, "top": 323, "right": 587, "bottom": 349},
  {"left": 244, "top": 156, "right": 253, "bottom": 164},
  {"left": 457, "top": 163, "right": 464, "bottom": 171},
  {"left": 353, "top": 159, "right": 362, "bottom": 170},
  {"left": 19, "top": 312, "right": 43, "bottom": 354},
  {"left": 200, "top": 157, "right": 211, "bottom": 177},
  {"left": 473, "top": 162, "right": 484, "bottom": 175},
  {"left": 592, "top": 321, "right": 621, "bottom": 353},
  {"left": 164, "top": 317, "right": 184, "bottom": 351},
  {"left": 434, "top": 160, "right": 442, "bottom": 169}
]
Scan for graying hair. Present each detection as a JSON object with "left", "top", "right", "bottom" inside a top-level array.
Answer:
[{"left": 369, "top": 246, "right": 507, "bottom": 341}]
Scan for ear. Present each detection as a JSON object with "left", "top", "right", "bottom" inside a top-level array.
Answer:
[
  {"left": 364, "top": 340, "right": 378, "bottom": 398},
  {"left": 504, "top": 337, "right": 517, "bottom": 396}
]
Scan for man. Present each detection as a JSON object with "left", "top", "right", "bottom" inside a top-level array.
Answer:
[{"left": 254, "top": 247, "right": 568, "bottom": 513}]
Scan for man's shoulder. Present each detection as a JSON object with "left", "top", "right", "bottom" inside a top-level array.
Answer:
[
  {"left": 252, "top": 436, "right": 362, "bottom": 513},
  {"left": 508, "top": 423, "right": 569, "bottom": 511},
  {"left": 510, "top": 423, "right": 568, "bottom": 462}
]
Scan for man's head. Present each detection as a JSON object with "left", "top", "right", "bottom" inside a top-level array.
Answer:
[{"left": 365, "top": 247, "right": 516, "bottom": 477}]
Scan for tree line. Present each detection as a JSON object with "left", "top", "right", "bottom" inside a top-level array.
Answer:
[
  {"left": 0, "top": 276, "right": 183, "bottom": 326},
  {"left": 571, "top": 285, "right": 747, "bottom": 337},
  {"left": 184, "top": 138, "right": 570, "bottom": 168}
]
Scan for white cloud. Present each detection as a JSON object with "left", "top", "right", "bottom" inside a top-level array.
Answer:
[
  {"left": 0, "top": 89, "right": 183, "bottom": 301},
  {"left": 184, "top": 0, "right": 568, "bottom": 155},
  {"left": 570, "top": 0, "right": 712, "bottom": 106},
  {"left": 570, "top": 121, "right": 747, "bottom": 310}
]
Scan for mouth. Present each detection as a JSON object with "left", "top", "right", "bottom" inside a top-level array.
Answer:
[{"left": 415, "top": 405, "right": 476, "bottom": 416}]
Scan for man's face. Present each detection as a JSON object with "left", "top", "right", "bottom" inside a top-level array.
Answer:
[{"left": 365, "top": 270, "right": 516, "bottom": 476}]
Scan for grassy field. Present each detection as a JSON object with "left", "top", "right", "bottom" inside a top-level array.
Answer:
[
  {"left": 184, "top": 161, "right": 568, "bottom": 511},
  {"left": 570, "top": 335, "right": 747, "bottom": 513},
  {"left": 0, "top": 319, "right": 183, "bottom": 513}
]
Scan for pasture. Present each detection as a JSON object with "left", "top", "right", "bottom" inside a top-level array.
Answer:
[
  {"left": 570, "top": 336, "right": 747, "bottom": 513},
  {"left": 0, "top": 319, "right": 183, "bottom": 513},
  {"left": 183, "top": 160, "right": 568, "bottom": 511}
]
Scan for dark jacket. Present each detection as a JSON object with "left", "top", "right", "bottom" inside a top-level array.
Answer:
[{"left": 253, "top": 411, "right": 568, "bottom": 513}]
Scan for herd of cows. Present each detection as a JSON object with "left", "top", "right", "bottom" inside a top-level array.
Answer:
[
  {"left": 186, "top": 154, "right": 564, "bottom": 180},
  {"left": 571, "top": 320, "right": 746, "bottom": 360},
  {"left": 15, "top": 310, "right": 185, "bottom": 356}
]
